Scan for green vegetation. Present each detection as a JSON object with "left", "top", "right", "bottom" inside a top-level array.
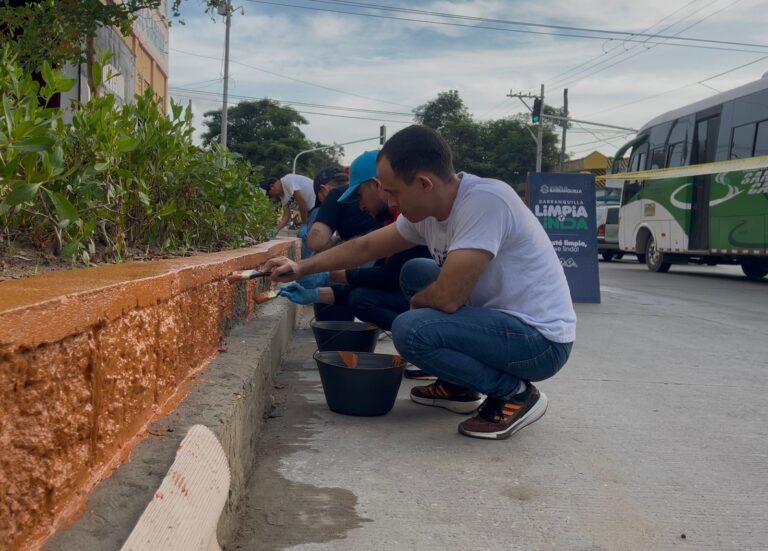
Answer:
[
  {"left": 0, "top": 48, "right": 277, "bottom": 265},
  {"left": 201, "top": 100, "right": 343, "bottom": 178}
]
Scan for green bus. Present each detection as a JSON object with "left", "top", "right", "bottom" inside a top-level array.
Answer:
[{"left": 606, "top": 73, "right": 768, "bottom": 279}]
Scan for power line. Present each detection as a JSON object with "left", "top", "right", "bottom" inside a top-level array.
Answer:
[
  {"left": 243, "top": 0, "right": 768, "bottom": 53},
  {"left": 170, "top": 91, "right": 414, "bottom": 124},
  {"left": 294, "top": 0, "right": 768, "bottom": 50},
  {"left": 586, "top": 54, "right": 768, "bottom": 118},
  {"left": 546, "top": 0, "right": 719, "bottom": 90},
  {"left": 549, "top": 0, "right": 745, "bottom": 92},
  {"left": 543, "top": 0, "right": 701, "bottom": 87},
  {"left": 170, "top": 48, "right": 416, "bottom": 109},
  {"left": 169, "top": 86, "right": 415, "bottom": 117}
]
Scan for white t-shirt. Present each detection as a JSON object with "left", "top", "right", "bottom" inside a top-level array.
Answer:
[
  {"left": 280, "top": 174, "right": 316, "bottom": 209},
  {"left": 395, "top": 172, "right": 576, "bottom": 343}
]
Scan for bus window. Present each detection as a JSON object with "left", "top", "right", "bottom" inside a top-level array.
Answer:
[
  {"left": 665, "top": 120, "right": 688, "bottom": 167},
  {"left": 628, "top": 141, "right": 648, "bottom": 172},
  {"left": 651, "top": 147, "right": 666, "bottom": 170},
  {"left": 622, "top": 181, "right": 642, "bottom": 204},
  {"left": 667, "top": 142, "right": 685, "bottom": 167},
  {"left": 637, "top": 151, "right": 647, "bottom": 171},
  {"left": 755, "top": 120, "right": 768, "bottom": 156},
  {"left": 730, "top": 122, "right": 757, "bottom": 159}
]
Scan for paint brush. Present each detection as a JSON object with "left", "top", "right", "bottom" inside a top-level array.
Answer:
[{"left": 227, "top": 269, "right": 294, "bottom": 282}]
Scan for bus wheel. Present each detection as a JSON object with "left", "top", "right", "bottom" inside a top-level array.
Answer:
[
  {"left": 645, "top": 236, "right": 671, "bottom": 273},
  {"left": 601, "top": 252, "right": 615, "bottom": 261},
  {"left": 741, "top": 260, "right": 768, "bottom": 280}
]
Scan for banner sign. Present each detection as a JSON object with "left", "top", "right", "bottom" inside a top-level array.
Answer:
[{"left": 528, "top": 173, "right": 601, "bottom": 303}]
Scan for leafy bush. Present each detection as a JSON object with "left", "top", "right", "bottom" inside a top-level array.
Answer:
[{"left": 0, "top": 47, "right": 278, "bottom": 265}]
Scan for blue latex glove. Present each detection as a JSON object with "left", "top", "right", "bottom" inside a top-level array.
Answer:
[
  {"left": 297, "top": 271, "right": 330, "bottom": 289},
  {"left": 278, "top": 282, "right": 320, "bottom": 305}
]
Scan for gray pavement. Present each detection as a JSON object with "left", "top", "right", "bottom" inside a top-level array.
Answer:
[{"left": 231, "top": 260, "right": 768, "bottom": 551}]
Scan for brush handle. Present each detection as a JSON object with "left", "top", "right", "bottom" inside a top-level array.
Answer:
[{"left": 227, "top": 269, "right": 295, "bottom": 282}]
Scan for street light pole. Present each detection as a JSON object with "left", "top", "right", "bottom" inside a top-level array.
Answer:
[{"left": 220, "top": 0, "right": 232, "bottom": 150}]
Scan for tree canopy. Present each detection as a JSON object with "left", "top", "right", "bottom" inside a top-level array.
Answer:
[{"left": 201, "top": 100, "right": 342, "bottom": 179}]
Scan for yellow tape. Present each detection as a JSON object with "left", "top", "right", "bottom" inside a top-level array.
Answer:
[{"left": 597, "top": 154, "right": 768, "bottom": 185}]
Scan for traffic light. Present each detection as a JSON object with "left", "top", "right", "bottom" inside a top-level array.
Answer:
[
  {"left": 379, "top": 125, "right": 387, "bottom": 146},
  {"left": 532, "top": 98, "right": 542, "bottom": 124}
]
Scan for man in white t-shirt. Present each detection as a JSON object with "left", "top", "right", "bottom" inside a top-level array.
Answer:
[
  {"left": 261, "top": 173, "right": 316, "bottom": 233},
  {"left": 262, "top": 125, "right": 576, "bottom": 440}
]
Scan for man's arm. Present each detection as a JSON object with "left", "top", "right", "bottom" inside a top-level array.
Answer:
[
  {"left": 294, "top": 192, "right": 309, "bottom": 224},
  {"left": 411, "top": 249, "right": 492, "bottom": 313},
  {"left": 307, "top": 222, "right": 335, "bottom": 252},
  {"left": 264, "top": 223, "right": 414, "bottom": 282},
  {"left": 275, "top": 205, "right": 291, "bottom": 232}
]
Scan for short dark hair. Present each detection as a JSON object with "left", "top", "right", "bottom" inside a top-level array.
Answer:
[
  {"left": 312, "top": 166, "right": 348, "bottom": 197},
  {"left": 260, "top": 176, "right": 279, "bottom": 193},
  {"left": 377, "top": 125, "right": 455, "bottom": 184}
]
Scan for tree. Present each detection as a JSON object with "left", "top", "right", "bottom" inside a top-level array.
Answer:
[
  {"left": 413, "top": 89, "right": 471, "bottom": 131},
  {"left": 0, "top": 0, "right": 218, "bottom": 96},
  {"left": 201, "top": 99, "right": 341, "bottom": 178}
]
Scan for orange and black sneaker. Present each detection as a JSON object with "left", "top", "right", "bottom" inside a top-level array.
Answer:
[
  {"left": 410, "top": 380, "right": 484, "bottom": 414},
  {"left": 458, "top": 384, "right": 548, "bottom": 440}
]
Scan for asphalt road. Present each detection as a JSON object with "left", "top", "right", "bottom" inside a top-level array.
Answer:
[{"left": 231, "top": 259, "right": 767, "bottom": 551}]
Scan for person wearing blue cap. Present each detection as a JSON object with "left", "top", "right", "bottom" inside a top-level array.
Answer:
[
  {"left": 264, "top": 126, "right": 575, "bottom": 440},
  {"left": 306, "top": 163, "right": 384, "bottom": 253}
]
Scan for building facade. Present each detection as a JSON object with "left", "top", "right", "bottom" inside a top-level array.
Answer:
[{"left": 60, "top": 1, "right": 169, "bottom": 114}]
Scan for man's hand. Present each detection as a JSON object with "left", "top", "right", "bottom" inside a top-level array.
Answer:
[
  {"left": 263, "top": 256, "right": 300, "bottom": 283},
  {"left": 278, "top": 282, "right": 319, "bottom": 305}
]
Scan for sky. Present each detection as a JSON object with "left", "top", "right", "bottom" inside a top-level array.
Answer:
[{"left": 166, "top": 0, "right": 768, "bottom": 170}]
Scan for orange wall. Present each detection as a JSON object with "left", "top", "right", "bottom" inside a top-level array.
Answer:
[{"left": 0, "top": 240, "right": 297, "bottom": 550}]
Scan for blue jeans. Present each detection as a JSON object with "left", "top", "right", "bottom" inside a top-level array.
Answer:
[
  {"left": 392, "top": 259, "right": 572, "bottom": 400},
  {"left": 348, "top": 287, "right": 410, "bottom": 331}
]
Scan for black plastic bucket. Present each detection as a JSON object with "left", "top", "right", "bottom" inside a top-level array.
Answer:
[
  {"left": 313, "top": 351, "right": 405, "bottom": 416},
  {"left": 310, "top": 320, "right": 380, "bottom": 352}
]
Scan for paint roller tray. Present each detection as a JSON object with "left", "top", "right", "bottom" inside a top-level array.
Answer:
[
  {"left": 313, "top": 351, "right": 405, "bottom": 416},
  {"left": 310, "top": 320, "right": 380, "bottom": 352}
]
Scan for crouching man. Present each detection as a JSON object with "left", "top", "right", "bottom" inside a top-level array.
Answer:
[{"left": 264, "top": 125, "right": 576, "bottom": 440}]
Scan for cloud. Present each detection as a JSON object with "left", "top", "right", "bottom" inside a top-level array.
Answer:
[{"left": 168, "top": 0, "right": 768, "bottom": 166}]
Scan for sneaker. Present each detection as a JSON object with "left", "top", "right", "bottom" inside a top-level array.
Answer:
[
  {"left": 410, "top": 381, "right": 484, "bottom": 414},
  {"left": 403, "top": 364, "right": 437, "bottom": 381},
  {"left": 458, "top": 384, "right": 548, "bottom": 440}
]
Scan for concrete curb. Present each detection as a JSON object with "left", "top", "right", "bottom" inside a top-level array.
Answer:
[{"left": 46, "top": 299, "right": 297, "bottom": 550}]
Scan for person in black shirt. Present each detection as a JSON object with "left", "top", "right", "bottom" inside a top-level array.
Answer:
[{"left": 306, "top": 182, "right": 384, "bottom": 253}]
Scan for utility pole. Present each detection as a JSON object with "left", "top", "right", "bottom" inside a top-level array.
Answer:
[
  {"left": 507, "top": 87, "right": 544, "bottom": 170},
  {"left": 535, "top": 84, "right": 544, "bottom": 173},
  {"left": 220, "top": 0, "right": 232, "bottom": 150},
  {"left": 559, "top": 88, "right": 568, "bottom": 172}
]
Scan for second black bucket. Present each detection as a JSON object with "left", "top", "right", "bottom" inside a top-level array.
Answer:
[
  {"left": 310, "top": 320, "right": 380, "bottom": 352},
  {"left": 313, "top": 351, "right": 405, "bottom": 416}
]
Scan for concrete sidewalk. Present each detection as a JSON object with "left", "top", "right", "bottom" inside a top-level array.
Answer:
[{"left": 232, "top": 265, "right": 767, "bottom": 550}]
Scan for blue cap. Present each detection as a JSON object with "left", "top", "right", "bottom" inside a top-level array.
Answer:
[{"left": 338, "top": 150, "right": 378, "bottom": 203}]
